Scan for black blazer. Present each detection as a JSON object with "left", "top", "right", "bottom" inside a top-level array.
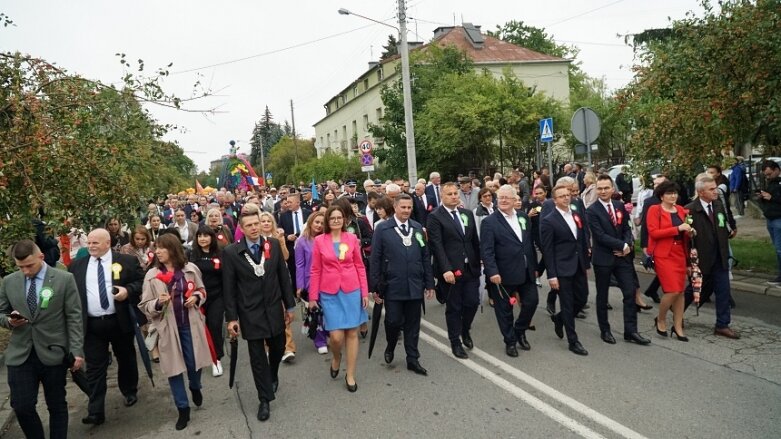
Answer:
[
  {"left": 369, "top": 218, "right": 434, "bottom": 299},
  {"left": 479, "top": 210, "right": 537, "bottom": 286},
  {"left": 685, "top": 199, "right": 730, "bottom": 275},
  {"left": 412, "top": 194, "right": 431, "bottom": 226},
  {"left": 222, "top": 237, "right": 296, "bottom": 340},
  {"left": 540, "top": 207, "right": 591, "bottom": 279},
  {"left": 69, "top": 251, "right": 145, "bottom": 333},
  {"left": 639, "top": 196, "right": 661, "bottom": 249},
  {"left": 586, "top": 200, "right": 634, "bottom": 267},
  {"left": 424, "top": 184, "right": 441, "bottom": 210},
  {"left": 426, "top": 206, "right": 480, "bottom": 277},
  {"left": 279, "top": 208, "right": 312, "bottom": 259}
]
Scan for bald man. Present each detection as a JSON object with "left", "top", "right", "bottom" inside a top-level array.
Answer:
[{"left": 69, "top": 228, "right": 145, "bottom": 425}]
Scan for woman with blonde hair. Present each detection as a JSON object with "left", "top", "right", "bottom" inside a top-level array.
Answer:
[
  {"left": 295, "top": 211, "right": 328, "bottom": 353},
  {"left": 206, "top": 207, "right": 233, "bottom": 248}
]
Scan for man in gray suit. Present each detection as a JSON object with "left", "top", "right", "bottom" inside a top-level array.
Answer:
[{"left": 0, "top": 239, "right": 84, "bottom": 439}]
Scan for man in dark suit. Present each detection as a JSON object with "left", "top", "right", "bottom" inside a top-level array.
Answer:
[
  {"left": 223, "top": 209, "right": 296, "bottom": 422},
  {"left": 427, "top": 182, "right": 481, "bottom": 359},
  {"left": 1, "top": 240, "right": 84, "bottom": 439},
  {"left": 340, "top": 180, "right": 367, "bottom": 211},
  {"left": 411, "top": 182, "right": 431, "bottom": 227},
  {"left": 586, "top": 175, "right": 651, "bottom": 346},
  {"left": 480, "top": 185, "right": 539, "bottom": 357},
  {"left": 370, "top": 194, "right": 434, "bottom": 375},
  {"left": 424, "top": 171, "right": 442, "bottom": 209},
  {"left": 540, "top": 184, "right": 591, "bottom": 356},
  {"left": 683, "top": 175, "right": 740, "bottom": 339},
  {"left": 278, "top": 193, "right": 312, "bottom": 290},
  {"left": 69, "top": 228, "right": 144, "bottom": 425},
  {"left": 527, "top": 185, "right": 547, "bottom": 286}
]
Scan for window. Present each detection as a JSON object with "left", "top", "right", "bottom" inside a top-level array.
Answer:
[
  {"left": 326, "top": 133, "right": 331, "bottom": 146},
  {"left": 353, "top": 85, "right": 358, "bottom": 97},
  {"left": 363, "top": 78, "right": 369, "bottom": 91},
  {"left": 377, "top": 68, "right": 384, "bottom": 82},
  {"left": 376, "top": 107, "right": 383, "bottom": 121},
  {"left": 352, "top": 120, "right": 357, "bottom": 139},
  {"left": 363, "top": 114, "right": 369, "bottom": 131}
]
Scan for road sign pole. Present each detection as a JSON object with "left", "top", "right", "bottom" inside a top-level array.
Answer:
[
  {"left": 583, "top": 110, "right": 592, "bottom": 166},
  {"left": 547, "top": 141, "right": 553, "bottom": 178}
]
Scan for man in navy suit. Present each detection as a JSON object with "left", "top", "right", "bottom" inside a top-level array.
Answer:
[
  {"left": 278, "top": 193, "right": 312, "bottom": 290},
  {"left": 586, "top": 175, "right": 651, "bottom": 346},
  {"left": 427, "top": 182, "right": 481, "bottom": 359},
  {"left": 540, "top": 184, "right": 591, "bottom": 356},
  {"left": 424, "top": 171, "right": 442, "bottom": 210},
  {"left": 411, "top": 182, "right": 431, "bottom": 227},
  {"left": 480, "top": 185, "right": 539, "bottom": 357},
  {"left": 370, "top": 194, "right": 434, "bottom": 375}
]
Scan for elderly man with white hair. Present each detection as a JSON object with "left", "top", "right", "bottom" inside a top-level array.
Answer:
[
  {"left": 386, "top": 183, "right": 401, "bottom": 201},
  {"left": 425, "top": 172, "right": 442, "bottom": 208}
]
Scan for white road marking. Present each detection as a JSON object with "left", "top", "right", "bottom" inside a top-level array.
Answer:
[
  {"left": 418, "top": 331, "right": 608, "bottom": 439},
  {"left": 420, "top": 319, "right": 649, "bottom": 439}
]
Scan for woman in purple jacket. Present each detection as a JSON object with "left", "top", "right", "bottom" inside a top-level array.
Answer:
[{"left": 295, "top": 212, "right": 327, "bottom": 353}]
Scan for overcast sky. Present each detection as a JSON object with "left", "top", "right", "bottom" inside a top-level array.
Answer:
[{"left": 2, "top": 0, "right": 703, "bottom": 172}]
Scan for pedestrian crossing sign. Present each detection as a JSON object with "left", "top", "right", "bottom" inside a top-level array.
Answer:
[{"left": 540, "top": 118, "right": 554, "bottom": 142}]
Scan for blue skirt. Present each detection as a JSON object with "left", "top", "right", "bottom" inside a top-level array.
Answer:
[{"left": 320, "top": 288, "right": 368, "bottom": 331}]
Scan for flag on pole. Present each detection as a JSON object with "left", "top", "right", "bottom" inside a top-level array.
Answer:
[
  {"left": 311, "top": 178, "right": 319, "bottom": 200},
  {"left": 195, "top": 179, "right": 205, "bottom": 194}
]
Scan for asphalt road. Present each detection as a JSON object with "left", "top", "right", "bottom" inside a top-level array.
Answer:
[{"left": 2, "top": 271, "right": 780, "bottom": 438}]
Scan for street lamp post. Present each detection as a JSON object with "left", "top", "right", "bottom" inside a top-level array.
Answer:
[{"left": 339, "top": 0, "right": 418, "bottom": 184}]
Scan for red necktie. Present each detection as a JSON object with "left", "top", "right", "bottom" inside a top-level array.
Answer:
[{"left": 608, "top": 203, "right": 617, "bottom": 227}]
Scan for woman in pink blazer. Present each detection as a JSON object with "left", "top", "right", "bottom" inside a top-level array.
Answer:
[{"left": 308, "top": 206, "right": 368, "bottom": 393}]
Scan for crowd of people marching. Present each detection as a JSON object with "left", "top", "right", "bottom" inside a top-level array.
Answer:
[{"left": 2, "top": 159, "right": 781, "bottom": 436}]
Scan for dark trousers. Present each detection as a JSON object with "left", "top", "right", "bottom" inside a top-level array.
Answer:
[
  {"left": 491, "top": 281, "right": 538, "bottom": 346},
  {"left": 246, "top": 332, "right": 285, "bottom": 403},
  {"left": 384, "top": 299, "right": 423, "bottom": 363},
  {"left": 594, "top": 260, "right": 638, "bottom": 334},
  {"left": 203, "top": 294, "right": 225, "bottom": 359},
  {"left": 7, "top": 349, "right": 68, "bottom": 439},
  {"left": 444, "top": 272, "right": 480, "bottom": 346},
  {"left": 554, "top": 270, "right": 589, "bottom": 344},
  {"left": 644, "top": 275, "right": 661, "bottom": 298},
  {"left": 85, "top": 315, "right": 138, "bottom": 416},
  {"left": 685, "top": 265, "right": 732, "bottom": 328}
]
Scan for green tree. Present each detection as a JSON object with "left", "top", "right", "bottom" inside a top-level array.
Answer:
[
  {"left": 380, "top": 34, "right": 399, "bottom": 60},
  {"left": 292, "top": 152, "right": 361, "bottom": 183},
  {"left": 266, "top": 136, "right": 316, "bottom": 184},
  {"left": 618, "top": 0, "right": 781, "bottom": 176},
  {"left": 249, "top": 106, "right": 284, "bottom": 167}
]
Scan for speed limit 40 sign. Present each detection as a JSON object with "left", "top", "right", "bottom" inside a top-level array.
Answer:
[{"left": 359, "top": 140, "right": 373, "bottom": 154}]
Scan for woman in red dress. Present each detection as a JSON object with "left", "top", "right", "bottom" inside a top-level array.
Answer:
[{"left": 647, "top": 181, "right": 695, "bottom": 341}]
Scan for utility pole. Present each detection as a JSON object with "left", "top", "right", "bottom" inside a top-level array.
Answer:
[
  {"left": 255, "top": 122, "right": 267, "bottom": 185},
  {"left": 397, "top": 0, "right": 418, "bottom": 184},
  {"left": 290, "top": 99, "right": 298, "bottom": 167}
]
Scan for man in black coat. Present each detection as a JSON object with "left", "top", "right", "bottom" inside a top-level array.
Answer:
[
  {"left": 683, "top": 175, "right": 740, "bottom": 339},
  {"left": 587, "top": 175, "right": 650, "bottom": 346},
  {"left": 370, "top": 194, "right": 434, "bottom": 375},
  {"left": 278, "top": 193, "right": 312, "bottom": 290},
  {"left": 480, "top": 185, "right": 539, "bottom": 357},
  {"left": 540, "top": 184, "right": 591, "bottom": 356},
  {"left": 424, "top": 172, "right": 442, "bottom": 209},
  {"left": 223, "top": 210, "right": 296, "bottom": 422},
  {"left": 69, "top": 228, "right": 144, "bottom": 425},
  {"left": 427, "top": 182, "right": 481, "bottom": 359},
  {"left": 639, "top": 174, "right": 669, "bottom": 303},
  {"left": 411, "top": 182, "right": 432, "bottom": 227}
]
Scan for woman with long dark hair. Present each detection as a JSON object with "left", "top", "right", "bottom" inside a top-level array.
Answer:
[
  {"left": 139, "top": 234, "right": 211, "bottom": 430},
  {"left": 189, "top": 225, "right": 225, "bottom": 377}
]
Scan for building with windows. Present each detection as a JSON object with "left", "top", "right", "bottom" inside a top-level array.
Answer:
[{"left": 313, "top": 23, "right": 571, "bottom": 158}]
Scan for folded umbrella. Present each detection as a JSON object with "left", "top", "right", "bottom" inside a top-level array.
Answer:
[
  {"left": 127, "top": 306, "right": 155, "bottom": 387},
  {"left": 48, "top": 344, "right": 90, "bottom": 395},
  {"left": 228, "top": 336, "right": 239, "bottom": 389},
  {"left": 367, "top": 299, "right": 383, "bottom": 359}
]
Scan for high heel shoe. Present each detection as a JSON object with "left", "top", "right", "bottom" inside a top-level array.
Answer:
[
  {"left": 330, "top": 356, "right": 340, "bottom": 379},
  {"left": 670, "top": 327, "right": 689, "bottom": 342},
  {"left": 345, "top": 376, "right": 357, "bottom": 392},
  {"left": 360, "top": 329, "right": 368, "bottom": 339},
  {"left": 636, "top": 303, "right": 653, "bottom": 312},
  {"left": 654, "top": 317, "right": 668, "bottom": 337}
]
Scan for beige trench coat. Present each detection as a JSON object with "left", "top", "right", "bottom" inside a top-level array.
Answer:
[{"left": 139, "top": 263, "right": 212, "bottom": 378}]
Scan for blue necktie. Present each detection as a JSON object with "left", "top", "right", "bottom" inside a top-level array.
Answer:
[
  {"left": 27, "top": 276, "right": 37, "bottom": 318},
  {"left": 97, "top": 258, "right": 110, "bottom": 310},
  {"left": 450, "top": 210, "right": 464, "bottom": 236},
  {"left": 294, "top": 211, "right": 300, "bottom": 234},
  {"left": 400, "top": 224, "right": 408, "bottom": 235},
  {"left": 252, "top": 243, "right": 260, "bottom": 262}
]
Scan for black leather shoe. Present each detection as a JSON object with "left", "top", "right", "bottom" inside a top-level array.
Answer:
[
  {"left": 546, "top": 302, "right": 556, "bottom": 316},
  {"left": 624, "top": 332, "right": 651, "bottom": 345},
  {"left": 451, "top": 344, "right": 469, "bottom": 359},
  {"left": 384, "top": 347, "right": 394, "bottom": 365},
  {"left": 82, "top": 414, "right": 105, "bottom": 425},
  {"left": 644, "top": 290, "right": 661, "bottom": 303},
  {"left": 568, "top": 341, "right": 588, "bottom": 356},
  {"left": 505, "top": 344, "right": 519, "bottom": 357},
  {"left": 517, "top": 333, "right": 531, "bottom": 351},
  {"left": 606, "top": 303, "right": 613, "bottom": 310},
  {"left": 582, "top": 303, "right": 591, "bottom": 310},
  {"left": 124, "top": 394, "right": 138, "bottom": 407},
  {"left": 345, "top": 376, "right": 358, "bottom": 392},
  {"left": 407, "top": 361, "right": 428, "bottom": 376},
  {"left": 257, "top": 400, "right": 270, "bottom": 421},
  {"left": 175, "top": 407, "right": 190, "bottom": 431},
  {"left": 190, "top": 388, "right": 203, "bottom": 407},
  {"left": 462, "top": 333, "right": 474, "bottom": 350},
  {"left": 271, "top": 380, "right": 279, "bottom": 394},
  {"left": 551, "top": 315, "right": 563, "bottom": 339},
  {"left": 601, "top": 331, "right": 617, "bottom": 344},
  {"left": 575, "top": 312, "right": 586, "bottom": 319}
]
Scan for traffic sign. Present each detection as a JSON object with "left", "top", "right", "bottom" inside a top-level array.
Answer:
[
  {"left": 540, "top": 118, "right": 554, "bottom": 142},
  {"left": 361, "top": 165, "right": 375, "bottom": 172},
  {"left": 359, "top": 140, "right": 373, "bottom": 154},
  {"left": 570, "top": 108, "right": 601, "bottom": 145},
  {"left": 360, "top": 153, "right": 374, "bottom": 166}
]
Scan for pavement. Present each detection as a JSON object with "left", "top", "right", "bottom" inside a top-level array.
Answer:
[{"left": 1, "top": 215, "right": 779, "bottom": 438}]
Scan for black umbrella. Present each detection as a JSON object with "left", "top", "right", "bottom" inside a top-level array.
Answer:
[
  {"left": 367, "top": 299, "right": 383, "bottom": 359},
  {"left": 127, "top": 306, "right": 155, "bottom": 387},
  {"left": 48, "top": 344, "right": 90, "bottom": 395},
  {"left": 228, "top": 336, "right": 239, "bottom": 389}
]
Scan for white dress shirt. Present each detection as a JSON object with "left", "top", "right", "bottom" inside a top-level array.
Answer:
[
  {"left": 556, "top": 206, "right": 578, "bottom": 239},
  {"left": 502, "top": 210, "right": 523, "bottom": 242},
  {"left": 86, "top": 251, "right": 116, "bottom": 317}
]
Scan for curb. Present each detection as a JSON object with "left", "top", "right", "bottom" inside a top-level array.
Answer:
[
  {"left": 0, "top": 352, "right": 15, "bottom": 438},
  {"left": 633, "top": 262, "right": 779, "bottom": 297}
]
